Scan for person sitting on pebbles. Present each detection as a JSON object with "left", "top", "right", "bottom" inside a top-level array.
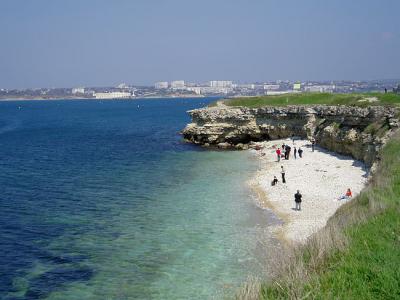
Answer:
[
  {"left": 271, "top": 176, "right": 278, "bottom": 186},
  {"left": 338, "top": 188, "right": 352, "bottom": 200}
]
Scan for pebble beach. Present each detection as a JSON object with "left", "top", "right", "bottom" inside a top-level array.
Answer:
[{"left": 249, "top": 138, "right": 369, "bottom": 244}]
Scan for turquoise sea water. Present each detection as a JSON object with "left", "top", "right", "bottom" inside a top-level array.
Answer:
[{"left": 0, "top": 98, "right": 276, "bottom": 299}]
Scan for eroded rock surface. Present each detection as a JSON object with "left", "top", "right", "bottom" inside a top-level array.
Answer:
[{"left": 182, "top": 105, "right": 399, "bottom": 166}]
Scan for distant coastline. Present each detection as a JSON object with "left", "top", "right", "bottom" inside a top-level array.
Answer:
[{"left": 0, "top": 94, "right": 206, "bottom": 101}]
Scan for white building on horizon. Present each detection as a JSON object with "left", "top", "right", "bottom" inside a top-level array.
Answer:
[
  {"left": 304, "top": 85, "right": 336, "bottom": 93},
  {"left": 72, "top": 87, "right": 85, "bottom": 94},
  {"left": 155, "top": 82, "right": 169, "bottom": 89},
  {"left": 263, "top": 84, "right": 280, "bottom": 90},
  {"left": 170, "top": 80, "right": 185, "bottom": 89},
  {"left": 186, "top": 87, "right": 202, "bottom": 95},
  {"left": 201, "top": 87, "right": 233, "bottom": 94},
  {"left": 237, "top": 83, "right": 255, "bottom": 89},
  {"left": 209, "top": 80, "right": 233, "bottom": 88}
]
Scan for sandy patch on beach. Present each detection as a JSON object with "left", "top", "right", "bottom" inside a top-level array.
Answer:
[{"left": 249, "top": 138, "right": 369, "bottom": 244}]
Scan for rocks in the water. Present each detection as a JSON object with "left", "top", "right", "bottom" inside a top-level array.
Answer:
[
  {"left": 181, "top": 105, "right": 400, "bottom": 166},
  {"left": 217, "top": 142, "right": 231, "bottom": 149},
  {"left": 234, "top": 143, "right": 249, "bottom": 150}
]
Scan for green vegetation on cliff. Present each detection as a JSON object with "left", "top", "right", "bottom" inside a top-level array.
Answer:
[
  {"left": 223, "top": 93, "right": 400, "bottom": 108},
  {"left": 258, "top": 131, "right": 400, "bottom": 299}
]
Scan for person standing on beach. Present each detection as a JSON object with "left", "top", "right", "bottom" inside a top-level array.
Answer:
[
  {"left": 298, "top": 147, "right": 303, "bottom": 158},
  {"left": 285, "top": 145, "right": 291, "bottom": 160},
  {"left": 294, "top": 147, "right": 297, "bottom": 159},
  {"left": 276, "top": 148, "right": 281, "bottom": 162},
  {"left": 281, "top": 166, "right": 286, "bottom": 183},
  {"left": 311, "top": 138, "right": 315, "bottom": 152},
  {"left": 295, "top": 190, "right": 302, "bottom": 211}
]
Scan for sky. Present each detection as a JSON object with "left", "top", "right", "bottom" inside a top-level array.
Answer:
[{"left": 1, "top": 0, "right": 399, "bottom": 88}]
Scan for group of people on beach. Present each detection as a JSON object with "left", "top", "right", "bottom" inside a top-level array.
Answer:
[
  {"left": 275, "top": 143, "right": 303, "bottom": 162},
  {"left": 269, "top": 138, "right": 352, "bottom": 211},
  {"left": 271, "top": 166, "right": 287, "bottom": 184}
]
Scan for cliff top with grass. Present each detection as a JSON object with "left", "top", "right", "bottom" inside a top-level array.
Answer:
[{"left": 219, "top": 92, "right": 400, "bottom": 108}]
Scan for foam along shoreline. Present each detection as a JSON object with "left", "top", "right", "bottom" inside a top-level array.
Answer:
[{"left": 249, "top": 138, "right": 369, "bottom": 245}]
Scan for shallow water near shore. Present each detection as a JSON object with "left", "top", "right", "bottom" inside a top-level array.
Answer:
[{"left": 0, "top": 98, "right": 277, "bottom": 299}]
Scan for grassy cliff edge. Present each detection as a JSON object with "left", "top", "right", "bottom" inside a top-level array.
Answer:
[{"left": 221, "top": 92, "right": 400, "bottom": 108}]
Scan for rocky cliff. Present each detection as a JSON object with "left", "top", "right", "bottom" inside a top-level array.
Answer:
[{"left": 182, "top": 105, "right": 400, "bottom": 166}]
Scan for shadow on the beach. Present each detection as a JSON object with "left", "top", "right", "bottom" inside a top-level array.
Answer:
[{"left": 313, "top": 146, "right": 370, "bottom": 177}]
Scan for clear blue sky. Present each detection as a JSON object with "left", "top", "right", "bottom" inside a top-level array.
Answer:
[{"left": 1, "top": 0, "right": 399, "bottom": 88}]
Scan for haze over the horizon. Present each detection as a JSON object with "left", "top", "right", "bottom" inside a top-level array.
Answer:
[{"left": 1, "top": 0, "right": 399, "bottom": 89}]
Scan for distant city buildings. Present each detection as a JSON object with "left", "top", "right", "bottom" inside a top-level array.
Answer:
[
  {"left": 150, "top": 79, "right": 399, "bottom": 97},
  {"left": 72, "top": 87, "right": 85, "bottom": 94},
  {"left": 94, "top": 91, "right": 133, "bottom": 99},
  {"left": 155, "top": 82, "right": 169, "bottom": 89},
  {"left": 202, "top": 87, "right": 232, "bottom": 94},
  {"left": 293, "top": 83, "right": 301, "bottom": 90},
  {"left": 237, "top": 83, "right": 255, "bottom": 89},
  {"left": 264, "top": 84, "right": 280, "bottom": 90},
  {"left": 304, "top": 85, "right": 335, "bottom": 93},
  {"left": 209, "top": 80, "right": 233, "bottom": 88},
  {"left": 170, "top": 80, "right": 185, "bottom": 89},
  {"left": 185, "top": 87, "right": 202, "bottom": 95},
  {"left": 2, "top": 79, "right": 398, "bottom": 100}
]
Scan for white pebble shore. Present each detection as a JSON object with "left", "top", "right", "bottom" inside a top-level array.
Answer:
[{"left": 249, "top": 138, "right": 369, "bottom": 244}]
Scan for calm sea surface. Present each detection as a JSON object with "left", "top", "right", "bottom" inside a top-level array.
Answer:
[{"left": 0, "top": 98, "right": 276, "bottom": 299}]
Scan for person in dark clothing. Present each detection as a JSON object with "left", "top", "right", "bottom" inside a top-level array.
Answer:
[
  {"left": 271, "top": 176, "right": 278, "bottom": 186},
  {"left": 311, "top": 139, "right": 315, "bottom": 152},
  {"left": 281, "top": 166, "right": 286, "bottom": 183},
  {"left": 295, "top": 190, "right": 302, "bottom": 211},
  {"left": 298, "top": 147, "right": 303, "bottom": 158},
  {"left": 294, "top": 147, "right": 297, "bottom": 159},
  {"left": 285, "top": 145, "right": 291, "bottom": 160}
]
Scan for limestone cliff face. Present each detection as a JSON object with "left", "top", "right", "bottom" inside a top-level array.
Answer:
[{"left": 182, "top": 105, "right": 399, "bottom": 166}]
